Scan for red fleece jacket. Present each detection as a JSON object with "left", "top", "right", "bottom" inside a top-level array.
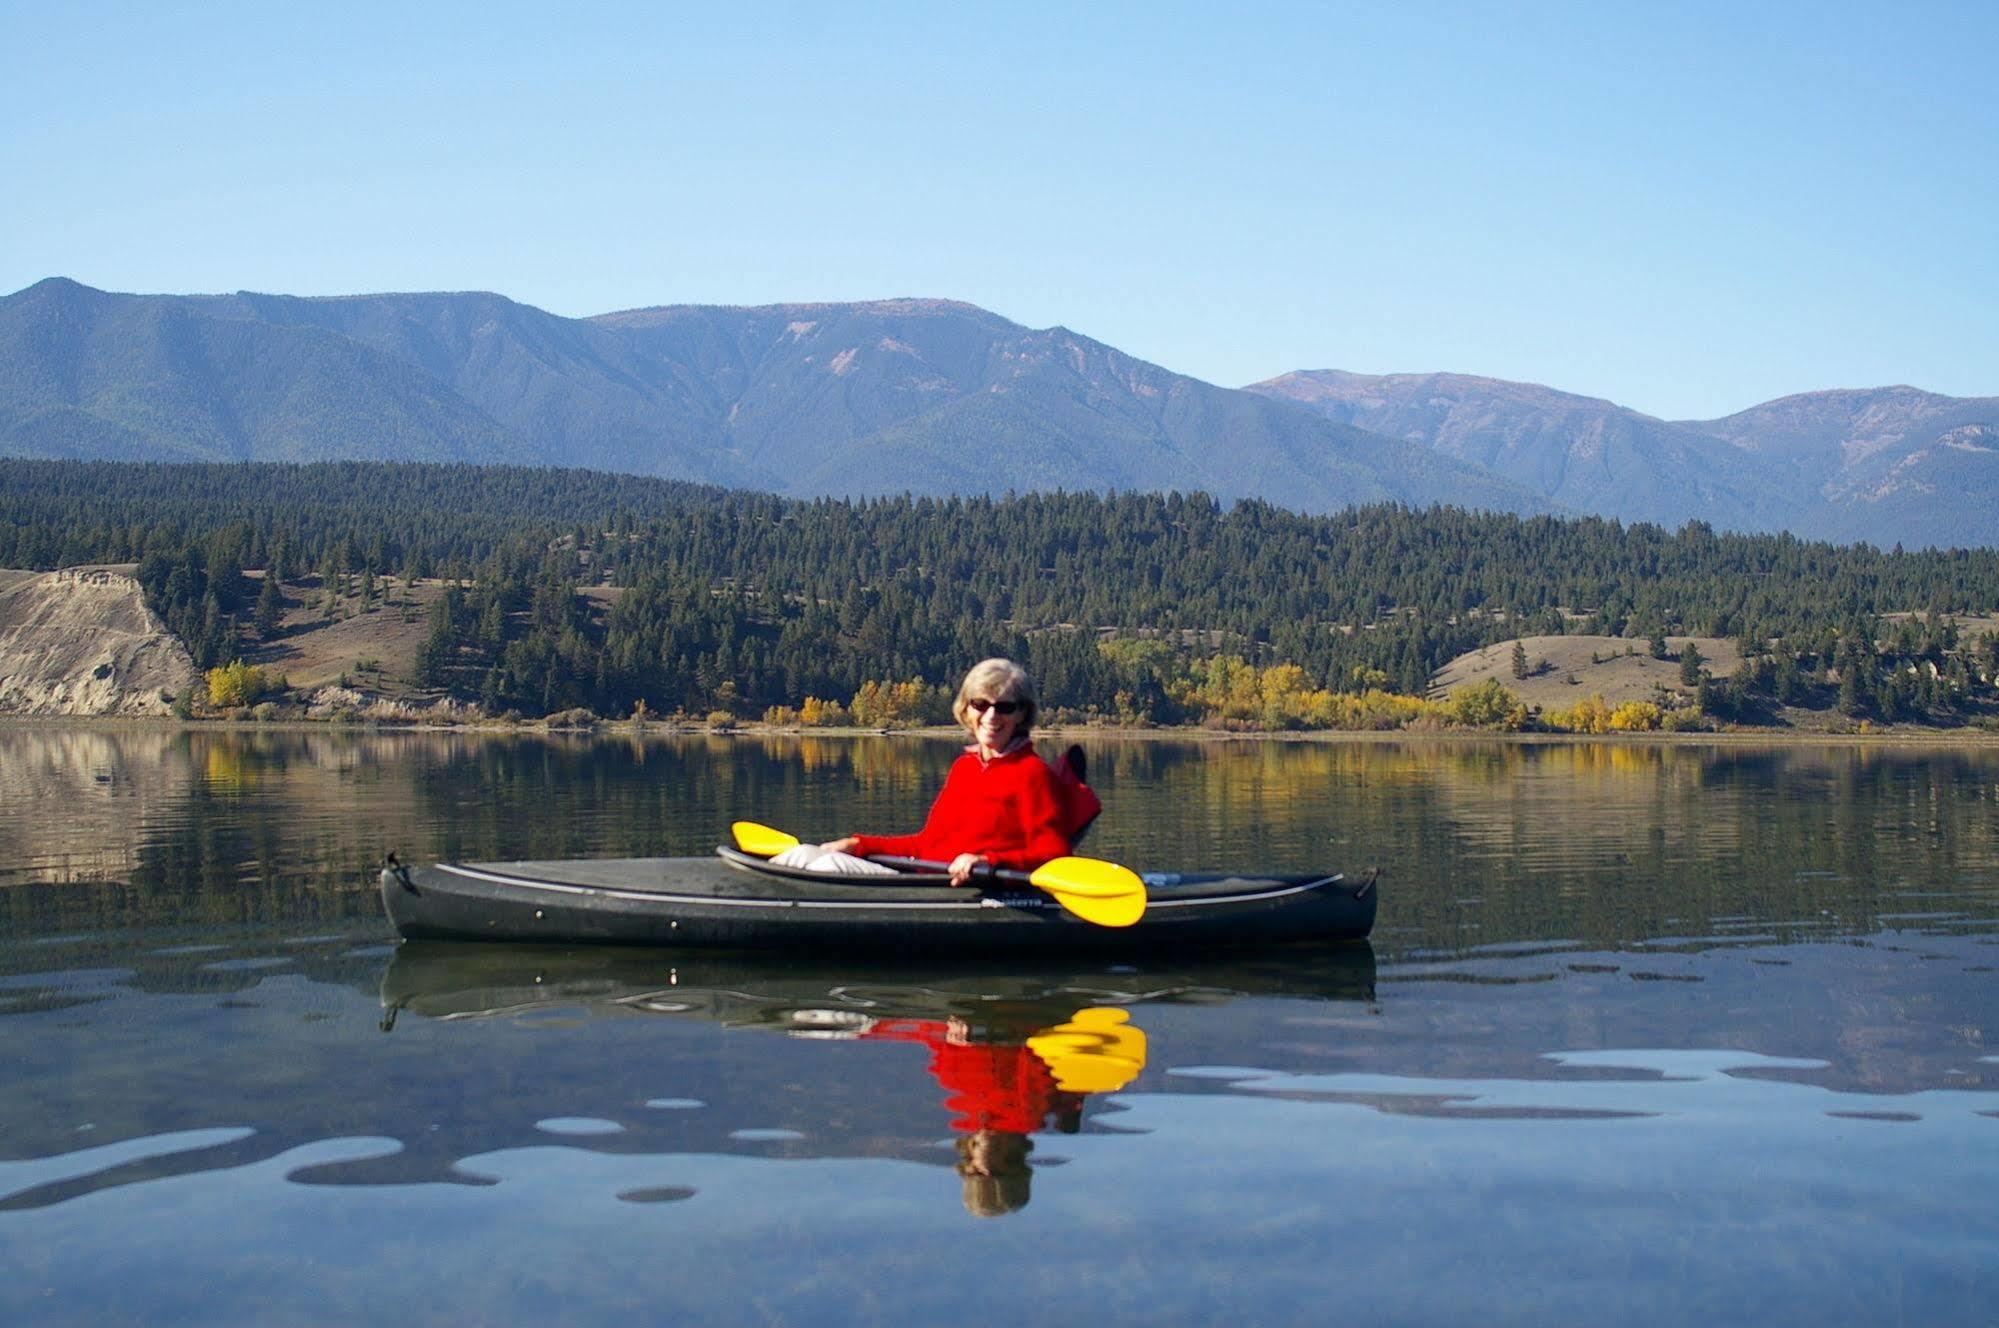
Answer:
[{"left": 851, "top": 742, "right": 1072, "bottom": 871}]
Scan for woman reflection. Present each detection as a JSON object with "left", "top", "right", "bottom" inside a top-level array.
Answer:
[{"left": 863, "top": 1008, "right": 1141, "bottom": 1217}]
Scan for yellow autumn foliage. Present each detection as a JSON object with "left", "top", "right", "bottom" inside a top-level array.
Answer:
[
  {"left": 205, "top": 660, "right": 273, "bottom": 708},
  {"left": 849, "top": 678, "right": 949, "bottom": 728},
  {"left": 1543, "top": 693, "right": 1615, "bottom": 733},
  {"left": 1172, "top": 656, "right": 1528, "bottom": 731},
  {"left": 1542, "top": 694, "right": 1666, "bottom": 733},
  {"left": 1444, "top": 678, "right": 1529, "bottom": 730},
  {"left": 800, "top": 695, "right": 850, "bottom": 726},
  {"left": 764, "top": 696, "right": 856, "bottom": 727},
  {"left": 1607, "top": 701, "right": 1664, "bottom": 732}
]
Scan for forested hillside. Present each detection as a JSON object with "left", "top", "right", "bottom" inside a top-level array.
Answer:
[{"left": 4, "top": 459, "right": 1997, "bottom": 728}]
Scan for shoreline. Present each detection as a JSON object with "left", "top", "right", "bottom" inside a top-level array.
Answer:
[{"left": 6, "top": 714, "right": 1999, "bottom": 747}]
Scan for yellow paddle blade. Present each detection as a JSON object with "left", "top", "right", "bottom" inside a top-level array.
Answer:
[
  {"left": 731, "top": 821, "right": 801, "bottom": 857},
  {"left": 1028, "top": 856, "right": 1147, "bottom": 927},
  {"left": 1027, "top": 1008, "right": 1148, "bottom": 1093}
]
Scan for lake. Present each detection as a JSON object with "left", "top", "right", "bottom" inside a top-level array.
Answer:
[{"left": 1, "top": 728, "right": 1995, "bottom": 1325}]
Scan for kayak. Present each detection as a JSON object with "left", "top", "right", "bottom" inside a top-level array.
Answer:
[{"left": 379, "top": 846, "right": 1377, "bottom": 953}]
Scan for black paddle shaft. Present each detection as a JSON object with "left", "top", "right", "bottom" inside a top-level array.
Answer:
[{"left": 867, "top": 853, "right": 1034, "bottom": 884}]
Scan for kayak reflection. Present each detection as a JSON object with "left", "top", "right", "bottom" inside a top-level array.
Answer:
[
  {"left": 379, "top": 943, "right": 1373, "bottom": 1214},
  {"left": 377, "top": 943, "right": 1375, "bottom": 1030}
]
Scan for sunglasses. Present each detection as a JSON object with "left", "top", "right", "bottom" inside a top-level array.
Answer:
[{"left": 968, "top": 698, "right": 1021, "bottom": 716}]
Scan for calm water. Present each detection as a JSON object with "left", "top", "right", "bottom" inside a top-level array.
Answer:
[{"left": 1, "top": 728, "right": 1995, "bottom": 1325}]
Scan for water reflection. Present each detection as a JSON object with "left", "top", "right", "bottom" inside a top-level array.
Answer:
[
  {"left": 0, "top": 912, "right": 1993, "bottom": 1325},
  {"left": 5, "top": 731, "right": 1998, "bottom": 1324},
  {"left": 3, "top": 729, "right": 1997, "bottom": 963},
  {"left": 377, "top": 942, "right": 1372, "bottom": 1217}
]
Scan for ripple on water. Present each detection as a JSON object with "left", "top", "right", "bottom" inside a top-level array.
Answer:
[
  {"left": 535, "top": 1118, "right": 627, "bottom": 1136},
  {"left": 617, "top": 1185, "right": 697, "bottom": 1204},
  {"left": 0, "top": 1127, "right": 257, "bottom": 1208},
  {"left": 1162, "top": 1049, "right": 1999, "bottom": 1125}
]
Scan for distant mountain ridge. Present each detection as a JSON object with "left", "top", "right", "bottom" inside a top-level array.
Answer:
[
  {"left": 0, "top": 278, "right": 1536, "bottom": 517},
  {"left": 1246, "top": 370, "right": 1999, "bottom": 547},
  {"left": 3, "top": 277, "right": 1993, "bottom": 546}
]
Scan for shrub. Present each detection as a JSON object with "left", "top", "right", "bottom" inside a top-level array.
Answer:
[
  {"left": 1607, "top": 701, "right": 1664, "bottom": 732},
  {"left": 1179, "top": 657, "right": 1442, "bottom": 730},
  {"left": 206, "top": 660, "right": 273, "bottom": 708},
  {"left": 1327, "top": 688, "right": 1443, "bottom": 730},
  {"left": 1446, "top": 678, "right": 1528, "bottom": 730},
  {"left": 800, "top": 696, "right": 851, "bottom": 726},
  {"left": 1544, "top": 693, "right": 1614, "bottom": 733},
  {"left": 850, "top": 679, "right": 948, "bottom": 728}
]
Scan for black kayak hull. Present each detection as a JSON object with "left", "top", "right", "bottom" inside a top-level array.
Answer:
[{"left": 380, "top": 848, "right": 1377, "bottom": 953}]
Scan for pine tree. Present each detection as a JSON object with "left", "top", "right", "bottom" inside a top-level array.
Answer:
[
  {"left": 254, "top": 573, "right": 284, "bottom": 640},
  {"left": 1837, "top": 668, "right": 1866, "bottom": 717},
  {"left": 1680, "top": 641, "right": 1705, "bottom": 686}
]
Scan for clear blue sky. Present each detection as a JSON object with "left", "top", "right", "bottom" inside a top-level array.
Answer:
[{"left": 4, "top": 1, "right": 1992, "bottom": 419}]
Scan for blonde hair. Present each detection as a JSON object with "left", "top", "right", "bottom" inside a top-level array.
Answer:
[
  {"left": 952, "top": 658, "right": 1039, "bottom": 734},
  {"left": 956, "top": 1130, "right": 1033, "bottom": 1217}
]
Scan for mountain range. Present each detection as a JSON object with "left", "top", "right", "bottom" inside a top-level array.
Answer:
[
  {"left": 3, "top": 277, "right": 1994, "bottom": 547},
  {"left": 1245, "top": 371, "right": 1999, "bottom": 547}
]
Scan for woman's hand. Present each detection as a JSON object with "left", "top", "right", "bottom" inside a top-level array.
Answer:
[
  {"left": 823, "top": 836, "right": 859, "bottom": 854},
  {"left": 947, "top": 852, "right": 988, "bottom": 887}
]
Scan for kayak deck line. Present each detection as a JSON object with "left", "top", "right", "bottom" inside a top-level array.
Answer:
[
  {"left": 440, "top": 859, "right": 1349, "bottom": 911},
  {"left": 432, "top": 861, "right": 1011, "bottom": 912},
  {"left": 1143, "top": 875, "right": 1343, "bottom": 908}
]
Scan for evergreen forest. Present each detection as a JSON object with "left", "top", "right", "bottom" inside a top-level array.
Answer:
[{"left": 4, "top": 459, "right": 1998, "bottom": 728}]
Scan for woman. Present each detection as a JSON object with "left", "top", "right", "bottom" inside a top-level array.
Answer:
[{"left": 773, "top": 658, "right": 1093, "bottom": 886}]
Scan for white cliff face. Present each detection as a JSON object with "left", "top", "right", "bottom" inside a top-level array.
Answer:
[{"left": 0, "top": 568, "right": 199, "bottom": 716}]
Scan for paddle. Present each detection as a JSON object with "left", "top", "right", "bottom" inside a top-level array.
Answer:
[
  {"left": 731, "top": 821, "right": 809, "bottom": 858},
  {"left": 728, "top": 821, "right": 1146, "bottom": 928}
]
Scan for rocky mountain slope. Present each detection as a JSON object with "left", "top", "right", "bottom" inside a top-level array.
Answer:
[
  {"left": 0, "top": 567, "right": 197, "bottom": 715},
  {"left": 1243, "top": 371, "right": 1790, "bottom": 532},
  {"left": 0, "top": 279, "right": 1538, "bottom": 516},
  {"left": 1686, "top": 387, "right": 1999, "bottom": 546},
  {"left": 5, "top": 277, "right": 1991, "bottom": 546},
  {"left": 1247, "top": 371, "right": 1999, "bottom": 547}
]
